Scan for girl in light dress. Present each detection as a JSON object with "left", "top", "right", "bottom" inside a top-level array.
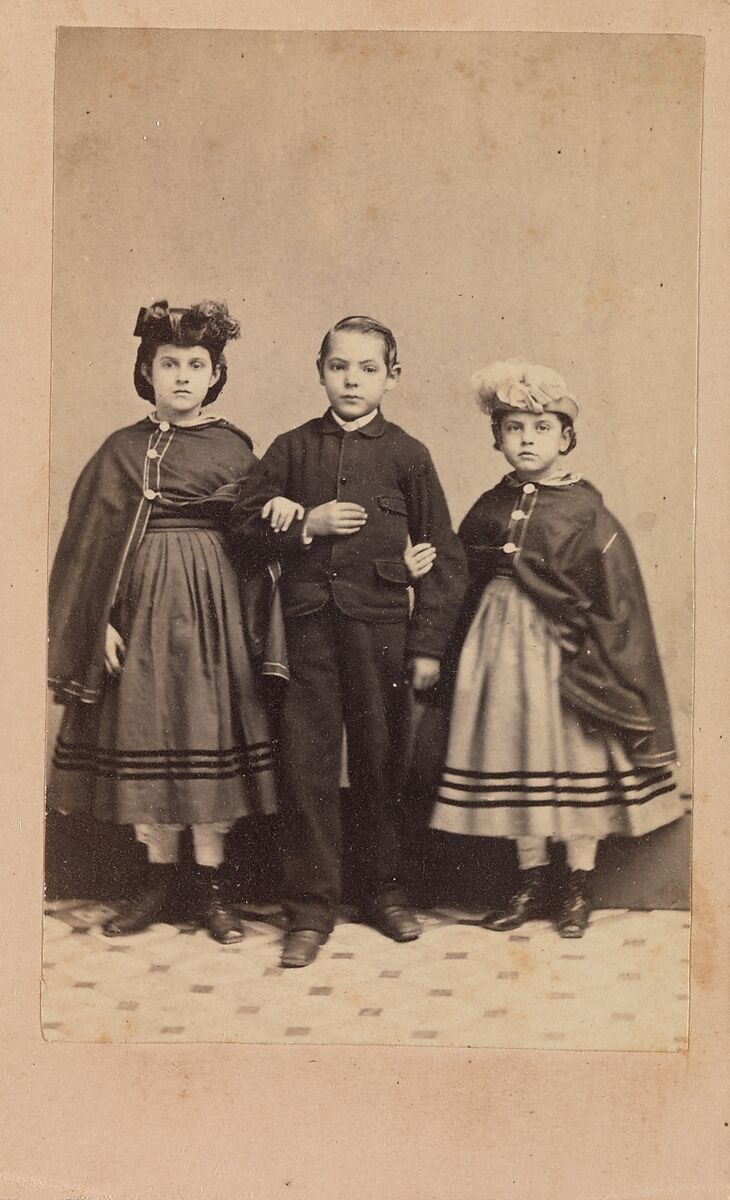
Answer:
[{"left": 410, "top": 360, "right": 684, "bottom": 937}]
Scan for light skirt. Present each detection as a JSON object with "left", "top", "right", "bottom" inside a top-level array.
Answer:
[{"left": 431, "top": 577, "right": 685, "bottom": 841}]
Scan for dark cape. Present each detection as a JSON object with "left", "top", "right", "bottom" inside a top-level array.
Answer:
[
  {"left": 452, "top": 474, "right": 676, "bottom": 768},
  {"left": 48, "top": 417, "right": 285, "bottom": 706}
]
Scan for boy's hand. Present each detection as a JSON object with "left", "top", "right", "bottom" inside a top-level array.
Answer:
[
  {"left": 408, "top": 656, "right": 441, "bottom": 691},
  {"left": 261, "top": 496, "right": 305, "bottom": 533},
  {"left": 404, "top": 542, "right": 436, "bottom": 580},
  {"left": 105, "top": 624, "right": 126, "bottom": 678},
  {"left": 306, "top": 500, "right": 368, "bottom": 537}
]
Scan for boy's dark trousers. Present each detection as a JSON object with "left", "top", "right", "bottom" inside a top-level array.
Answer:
[{"left": 277, "top": 602, "right": 410, "bottom": 935}]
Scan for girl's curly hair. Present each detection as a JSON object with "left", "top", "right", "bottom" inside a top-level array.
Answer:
[{"left": 133, "top": 299, "right": 241, "bottom": 406}]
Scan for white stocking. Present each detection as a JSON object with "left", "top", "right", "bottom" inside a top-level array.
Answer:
[
  {"left": 134, "top": 823, "right": 182, "bottom": 864},
  {"left": 191, "top": 822, "right": 234, "bottom": 868},
  {"left": 516, "top": 837, "right": 550, "bottom": 870},
  {"left": 565, "top": 836, "right": 599, "bottom": 872}
]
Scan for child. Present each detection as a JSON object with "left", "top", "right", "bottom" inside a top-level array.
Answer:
[
  {"left": 48, "top": 300, "right": 299, "bottom": 943},
  {"left": 426, "top": 359, "right": 685, "bottom": 937},
  {"left": 231, "top": 315, "right": 467, "bottom": 967}
]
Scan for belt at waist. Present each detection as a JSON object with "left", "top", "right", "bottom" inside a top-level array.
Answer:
[{"left": 146, "top": 511, "right": 222, "bottom": 531}]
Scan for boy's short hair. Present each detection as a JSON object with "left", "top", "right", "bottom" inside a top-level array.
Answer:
[
  {"left": 317, "top": 315, "right": 399, "bottom": 375},
  {"left": 492, "top": 409, "right": 577, "bottom": 455}
]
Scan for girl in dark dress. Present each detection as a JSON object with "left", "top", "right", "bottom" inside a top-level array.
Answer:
[
  {"left": 48, "top": 301, "right": 298, "bottom": 942},
  {"left": 422, "top": 360, "right": 685, "bottom": 937}
]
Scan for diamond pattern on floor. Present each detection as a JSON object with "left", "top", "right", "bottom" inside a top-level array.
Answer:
[{"left": 42, "top": 902, "right": 689, "bottom": 1049}]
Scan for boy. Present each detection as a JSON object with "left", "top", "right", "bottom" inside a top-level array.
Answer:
[{"left": 232, "top": 315, "right": 466, "bottom": 966}]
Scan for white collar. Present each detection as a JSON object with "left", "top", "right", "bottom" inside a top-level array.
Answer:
[
  {"left": 148, "top": 410, "right": 221, "bottom": 430},
  {"left": 506, "top": 469, "right": 582, "bottom": 488},
  {"left": 329, "top": 407, "right": 380, "bottom": 432}
]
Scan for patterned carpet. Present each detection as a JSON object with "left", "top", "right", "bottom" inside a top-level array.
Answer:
[{"left": 42, "top": 902, "right": 689, "bottom": 1050}]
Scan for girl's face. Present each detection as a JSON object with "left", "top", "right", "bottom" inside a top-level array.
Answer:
[
  {"left": 144, "top": 343, "right": 220, "bottom": 423},
  {"left": 319, "top": 329, "right": 399, "bottom": 421},
  {"left": 498, "top": 411, "right": 571, "bottom": 480}
]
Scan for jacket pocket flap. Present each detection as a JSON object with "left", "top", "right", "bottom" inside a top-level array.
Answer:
[
  {"left": 377, "top": 494, "right": 408, "bottom": 516},
  {"left": 375, "top": 559, "right": 409, "bottom": 584}
]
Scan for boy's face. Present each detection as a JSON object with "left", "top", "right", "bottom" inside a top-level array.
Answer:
[
  {"left": 319, "top": 329, "right": 399, "bottom": 421},
  {"left": 144, "top": 343, "right": 220, "bottom": 422},
  {"left": 498, "top": 411, "right": 571, "bottom": 480}
]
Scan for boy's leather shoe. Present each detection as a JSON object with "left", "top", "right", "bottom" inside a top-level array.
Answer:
[
  {"left": 280, "top": 929, "right": 327, "bottom": 968},
  {"left": 371, "top": 904, "right": 421, "bottom": 942}
]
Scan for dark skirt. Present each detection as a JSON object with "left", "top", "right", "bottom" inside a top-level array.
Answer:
[{"left": 49, "top": 524, "right": 278, "bottom": 826}]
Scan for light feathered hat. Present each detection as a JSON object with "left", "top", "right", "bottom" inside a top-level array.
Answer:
[{"left": 472, "top": 358, "right": 579, "bottom": 422}]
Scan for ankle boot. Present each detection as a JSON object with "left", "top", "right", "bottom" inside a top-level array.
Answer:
[
  {"left": 481, "top": 866, "right": 552, "bottom": 932},
  {"left": 103, "top": 864, "right": 176, "bottom": 936},
  {"left": 556, "top": 869, "right": 594, "bottom": 938},
  {"left": 197, "top": 866, "right": 244, "bottom": 945}
]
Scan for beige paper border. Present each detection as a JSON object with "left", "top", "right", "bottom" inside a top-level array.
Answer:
[{"left": 2, "top": 3, "right": 728, "bottom": 1199}]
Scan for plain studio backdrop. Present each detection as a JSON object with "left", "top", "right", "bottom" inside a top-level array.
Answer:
[{"left": 50, "top": 29, "right": 700, "bottom": 806}]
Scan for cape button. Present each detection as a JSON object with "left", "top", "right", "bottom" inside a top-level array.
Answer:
[
  {"left": 159, "top": 420, "right": 171, "bottom": 432},
  {"left": 146, "top": 448, "right": 159, "bottom": 460},
  {"left": 522, "top": 482, "right": 536, "bottom": 494},
  {"left": 502, "top": 542, "right": 518, "bottom": 554},
  {"left": 143, "top": 488, "right": 159, "bottom": 501}
]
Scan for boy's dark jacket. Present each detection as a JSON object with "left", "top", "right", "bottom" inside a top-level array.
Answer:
[
  {"left": 452, "top": 473, "right": 676, "bottom": 768},
  {"left": 230, "top": 409, "right": 467, "bottom": 661},
  {"left": 48, "top": 418, "right": 285, "bottom": 705}
]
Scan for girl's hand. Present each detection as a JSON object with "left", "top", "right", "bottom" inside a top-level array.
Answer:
[
  {"left": 408, "top": 656, "right": 441, "bottom": 691},
  {"left": 261, "top": 496, "right": 305, "bottom": 533},
  {"left": 550, "top": 620, "right": 580, "bottom": 656},
  {"left": 404, "top": 542, "right": 436, "bottom": 580},
  {"left": 105, "top": 624, "right": 126, "bottom": 678},
  {"left": 305, "top": 500, "right": 368, "bottom": 537}
]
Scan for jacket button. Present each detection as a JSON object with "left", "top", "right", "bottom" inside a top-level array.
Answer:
[
  {"left": 522, "top": 482, "right": 536, "bottom": 494},
  {"left": 329, "top": 570, "right": 338, "bottom": 579},
  {"left": 339, "top": 476, "right": 348, "bottom": 484},
  {"left": 502, "top": 542, "right": 518, "bottom": 554}
]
